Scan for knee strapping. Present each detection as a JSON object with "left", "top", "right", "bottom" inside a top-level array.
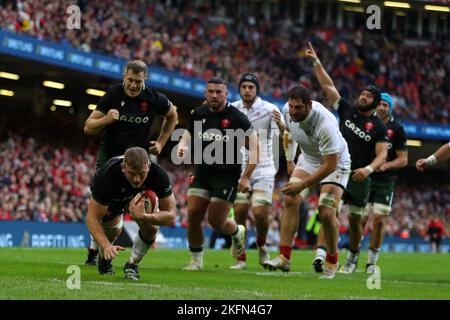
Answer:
[
  {"left": 348, "top": 204, "right": 366, "bottom": 216},
  {"left": 372, "top": 203, "right": 391, "bottom": 215},
  {"left": 251, "top": 190, "right": 272, "bottom": 208},
  {"left": 318, "top": 192, "right": 338, "bottom": 210},
  {"left": 235, "top": 192, "right": 250, "bottom": 205},
  {"left": 188, "top": 188, "right": 210, "bottom": 199}
]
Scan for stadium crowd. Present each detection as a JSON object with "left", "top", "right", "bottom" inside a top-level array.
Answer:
[
  {"left": 0, "top": 133, "right": 94, "bottom": 223},
  {"left": 0, "top": 0, "right": 449, "bottom": 124},
  {"left": 1, "top": 133, "right": 448, "bottom": 242}
]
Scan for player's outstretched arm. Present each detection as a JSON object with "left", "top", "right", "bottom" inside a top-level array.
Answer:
[
  {"left": 304, "top": 42, "right": 340, "bottom": 108},
  {"left": 150, "top": 104, "right": 178, "bottom": 155},
  {"left": 84, "top": 109, "right": 119, "bottom": 136},
  {"left": 416, "top": 142, "right": 450, "bottom": 172},
  {"left": 86, "top": 197, "right": 124, "bottom": 259}
]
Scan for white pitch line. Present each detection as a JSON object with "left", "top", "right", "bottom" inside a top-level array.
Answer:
[
  {"left": 255, "top": 272, "right": 303, "bottom": 276},
  {"left": 48, "top": 278, "right": 273, "bottom": 297}
]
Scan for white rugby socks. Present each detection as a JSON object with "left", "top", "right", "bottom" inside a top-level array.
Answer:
[
  {"left": 368, "top": 247, "right": 380, "bottom": 265},
  {"left": 129, "top": 231, "right": 153, "bottom": 265}
]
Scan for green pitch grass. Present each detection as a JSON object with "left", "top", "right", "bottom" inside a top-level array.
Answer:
[{"left": 0, "top": 248, "right": 449, "bottom": 300}]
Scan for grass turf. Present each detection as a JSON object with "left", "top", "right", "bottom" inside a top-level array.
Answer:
[{"left": 0, "top": 248, "right": 449, "bottom": 300}]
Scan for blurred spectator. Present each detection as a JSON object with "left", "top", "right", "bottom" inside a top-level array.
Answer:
[
  {"left": 0, "top": 133, "right": 92, "bottom": 223},
  {"left": 427, "top": 216, "right": 446, "bottom": 253}
]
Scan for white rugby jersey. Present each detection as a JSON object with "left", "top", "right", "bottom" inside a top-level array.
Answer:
[
  {"left": 232, "top": 97, "right": 284, "bottom": 175},
  {"left": 283, "top": 100, "right": 351, "bottom": 168}
]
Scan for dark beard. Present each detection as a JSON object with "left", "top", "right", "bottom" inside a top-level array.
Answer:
[{"left": 357, "top": 102, "right": 375, "bottom": 113}]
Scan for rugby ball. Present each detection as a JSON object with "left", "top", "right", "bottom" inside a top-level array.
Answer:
[{"left": 133, "top": 189, "right": 159, "bottom": 214}]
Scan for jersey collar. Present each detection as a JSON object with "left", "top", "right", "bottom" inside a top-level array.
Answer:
[{"left": 242, "top": 97, "right": 262, "bottom": 110}]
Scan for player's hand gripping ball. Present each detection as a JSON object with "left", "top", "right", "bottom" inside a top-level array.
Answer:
[{"left": 130, "top": 190, "right": 159, "bottom": 221}]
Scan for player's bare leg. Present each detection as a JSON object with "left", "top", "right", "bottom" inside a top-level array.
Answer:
[
  {"left": 265, "top": 170, "right": 309, "bottom": 272},
  {"left": 366, "top": 213, "right": 386, "bottom": 273},
  {"left": 208, "top": 199, "right": 246, "bottom": 260},
  {"left": 85, "top": 235, "right": 99, "bottom": 266},
  {"left": 124, "top": 219, "right": 158, "bottom": 280},
  {"left": 318, "top": 184, "right": 344, "bottom": 279},
  {"left": 252, "top": 203, "right": 271, "bottom": 267},
  {"left": 230, "top": 200, "right": 249, "bottom": 269},
  {"left": 183, "top": 195, "right": 209, "bottom": 270},
  {"left": 340, "top": 205, "right": 365, "bottom": 274},
  {"left": 313, "top": 228, "right": 327, "bottom": 273},
  {"left": 264, "top": 193, "right": 301, "bottom": 272},
  {"left": 361, "top": 214, "right": 370, "bottom": 232}
]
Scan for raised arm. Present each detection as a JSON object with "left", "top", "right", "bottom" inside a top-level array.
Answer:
[{"left": 304, "top": 42, "right": 341, "bottom": 108}]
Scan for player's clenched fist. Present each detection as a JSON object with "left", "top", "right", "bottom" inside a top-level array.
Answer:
[
  {"left": 415, "top": 159, "right": 429, "bottom": 172},
  {"left": 106, "top": 109, "right": 120, "bottom": 124}
]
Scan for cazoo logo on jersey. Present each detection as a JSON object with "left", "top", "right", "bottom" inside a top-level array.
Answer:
[
  {"left": 170, "top": 121, "right": 259, "bottom": 166},
  {"left": 198, "top": 131, "right": 230, "bottom": 142},
  {"left": 345, "top": 120, "right": 372, "bottom": 142},
  {"left": 119, "top": 115, "right": 150, "bottom": 124}
]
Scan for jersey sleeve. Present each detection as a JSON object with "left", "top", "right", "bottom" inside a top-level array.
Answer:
[
  {"left": 334, "top": 98, "right": 353, "bottom": 120},
  {"left": 375, "top": 121, "right": 388, "bottom": 144},
  {"left": 90, "top": 171, "right": 111, "bottom": 206},
  {"left": 153, "top": 91, "right": 172, "bottom": 116},
  {"left": 96, "top": 87, "right": 116, "bottom": 114},
  {"left": 152, "top": 167, "right": 173, "bottom": 199},
  {"left": 237, "top": 110, "right": 252, "bottom": 132},
  {"left": 393, "top": 124, "right": 407, "bottom": 151}
]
